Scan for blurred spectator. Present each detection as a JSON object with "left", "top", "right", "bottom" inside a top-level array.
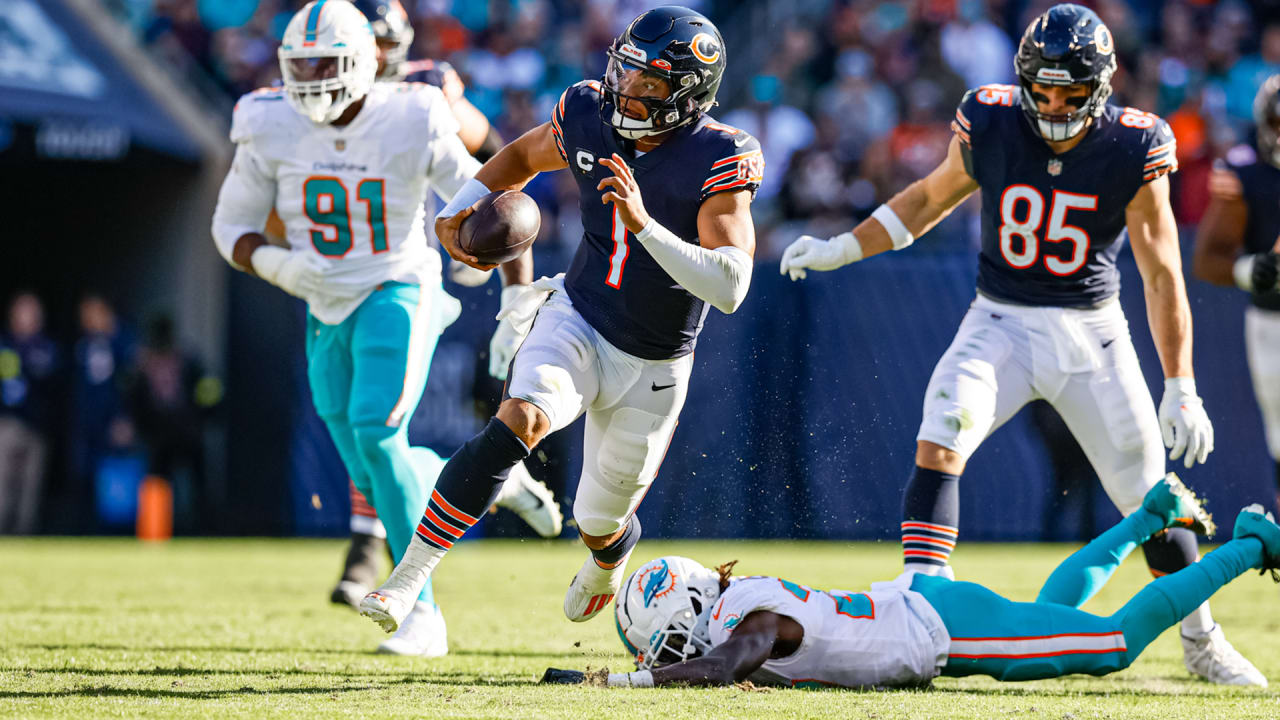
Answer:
[
  {"left": 940, "top": 0, "right": 1014, "bottom": 88},
  {"left": 1224, "top": 23, "right": 1280, "bottom": 123},
  {"left": 0, "top": 293, "right": 61, "bottom": 534},
  {"left": 69, "top": 294, "right": 135, "bottom": 529},
  {"left": 128, "top": 315, "right": 222, "bottom": 533},
  {"left": 722, "top": 74, "right": 816, "bottom": 204}
]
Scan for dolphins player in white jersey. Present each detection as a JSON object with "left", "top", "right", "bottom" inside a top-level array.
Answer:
[
  {"left": 211, "top": 0, "right": 544, "bottom": 656},
  {"left": 544, "top": 476, "right": 1280, "bottom": 689}
]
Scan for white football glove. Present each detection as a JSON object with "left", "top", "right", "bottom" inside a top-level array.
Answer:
[
  {"left": 251, "top": 246, "right": 329, "bottom": 299},
  {"left": 1158, "top": 377, "right": 1214, "bottom": 469},
  {"left": 488, "top": 283, "right": 551, "bottom": 380},
  {"left": 449, "top": 257, "right": 494, "bottom": 287},
  {"left": 778, "top": 232, "right": 863, "bottom": 281}
]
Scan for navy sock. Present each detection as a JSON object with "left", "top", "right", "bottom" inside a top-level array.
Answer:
[
  {"left": 589, "top": 515, "right": 641, "bottom": 568},
  {"left": 415, "top": 418, "right": 530, "bottom": 550},
  {"left": 901, "top": 466, "right": 960, "bottom": 570},
  {"left": 1140, "top": 526, "right": 1199, "bottom": 577}
]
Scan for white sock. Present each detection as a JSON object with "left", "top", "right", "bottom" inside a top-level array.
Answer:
[
  {"left": 1181, "top": 601, "right": 1215, "bottom": 637},
  {"left": 383, "top": 537, "right": 447, "bottom": 599}
]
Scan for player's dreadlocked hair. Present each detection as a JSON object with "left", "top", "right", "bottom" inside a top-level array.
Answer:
[{"left": 714, "top": 560, "right": 738, "bottom": 592}]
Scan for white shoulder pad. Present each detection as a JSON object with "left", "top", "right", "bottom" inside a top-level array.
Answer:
[{"left": 230, "top": 87, "right": 290, "bottom": 144}]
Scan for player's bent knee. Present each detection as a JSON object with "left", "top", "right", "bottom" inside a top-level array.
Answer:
[
  {"left": 916, "top": 441, "right": 966, "bottom": 475},
  {"left": 496, "top": 398, "right": 550, "bottom": 448}
]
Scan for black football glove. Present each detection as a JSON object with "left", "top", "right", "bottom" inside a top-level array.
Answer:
[
  {"left": 540, "top": 668, "right": 586, "bottom": 685},
  {"left": 1252, "top": 252, "right": 1279, "bottom": 296}
]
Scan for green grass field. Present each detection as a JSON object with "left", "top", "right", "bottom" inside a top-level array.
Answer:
[{"left": 4, "top": 537, "right": 1280, "bottom": 719}]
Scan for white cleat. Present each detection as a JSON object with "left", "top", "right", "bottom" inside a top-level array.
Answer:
[
  {"left": 377, "top": 601, "right": 448, "bottom": 657},
  {"left": 359, "top": 588, "right": 415, "bottom": 634},
  {"left": 495, "top": 461, "right": 563, "bottom": 538},
  {"left": 563, "top": 554, "right": 629, "bottom": 622},
  {"left": 1182, "top": 625, "right": 1268, "bottom": 686}
]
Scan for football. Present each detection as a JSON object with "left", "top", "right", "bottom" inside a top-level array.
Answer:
[{"left": 457, "top": 190, "right": 540, "bottom": 265}]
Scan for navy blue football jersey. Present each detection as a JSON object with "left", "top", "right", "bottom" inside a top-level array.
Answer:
[
  {"left": 401, "top": 58, "right": 455, "bottom": 90},
  {"left": 1220, "top": 143, "right": 1280, "bottom": 311},
  {"left": 952, "top": 84, "right": 1178, "bottom": 307},
  {"left": 551, "top": 80, "right": 764, "bottom": 360}
]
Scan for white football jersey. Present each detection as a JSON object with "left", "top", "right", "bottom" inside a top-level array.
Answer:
[
  {"left": 212, "top": 82, "right": 480, "bottom": 324},
  {"left": 707, "top": 574, "right": 949, "bottom": 689}
]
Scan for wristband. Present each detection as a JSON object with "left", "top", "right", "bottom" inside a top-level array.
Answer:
[
  {"left": 437, "top": 177, "right": 492, "bottom": 221},
  {"left": 871, "top": 203, "right": 915, "bottom": 250},
  {"left": 606, "top": 670, "right": 654, "bottom": 688},
  {"left": 1234, "top": 254, "right": 1256, "bottom": 292}
]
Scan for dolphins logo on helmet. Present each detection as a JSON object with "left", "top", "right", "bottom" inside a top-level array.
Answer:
[{"left": 278, "top": 0, "right": 378, "bottom": 124}]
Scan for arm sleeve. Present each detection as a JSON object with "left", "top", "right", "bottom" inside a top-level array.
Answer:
[
  {"left": 549, "top": 85, "right": 572, "bottom": 164},
  {"left": 211, "top": 143, "right": 276, "bottom": 268},
  {"left": 1142, "top": 117, "right": 1178, "bottom": 184}
]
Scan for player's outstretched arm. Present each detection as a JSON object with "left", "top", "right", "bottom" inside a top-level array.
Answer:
[
  {"left": 541, "top": 611, "right": 781, "bottom": 688},
  {"left": 780, "top": 136, "right": 977, "bottom": 280},
  {"left": 1128, "top": 175, "right": 1214, "bottom": 468},
  {"left": 435, "top": 122, "right": 567, "bottom": 268}
]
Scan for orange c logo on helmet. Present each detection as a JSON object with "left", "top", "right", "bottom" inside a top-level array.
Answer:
[
  {"left": 1095, "top": 25, "right": 1113, "bottom": 54},
  {"left": 691, "top": 33, "right": 720, "bottom": 64}
]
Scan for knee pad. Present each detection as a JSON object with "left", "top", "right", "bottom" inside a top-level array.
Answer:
[{"left": 596, "top": 408, "right": 666, "bottom": 490}]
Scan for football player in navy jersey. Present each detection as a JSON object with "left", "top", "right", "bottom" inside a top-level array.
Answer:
[
  {"left": 356, "top": 5, "right": 762, "bottom": 632},
  {"left": 781, "top": 4, "right": 1260, "bottom": 685},
  {"left": 1194, "top": 75, "right": 1280, "bottom": 510},
  {"left": 325, "top": 0, "right": 561, "bottom": 614}
]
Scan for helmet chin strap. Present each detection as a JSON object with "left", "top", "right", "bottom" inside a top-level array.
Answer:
[{"left": 301, "top": 93, "right": 336, "bottom": 124}]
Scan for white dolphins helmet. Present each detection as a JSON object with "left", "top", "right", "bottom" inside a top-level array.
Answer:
[
  {"left": 278, "top": 0, "right": 377, "bottom": 124},
  {"left": 614, "top": 556, "right": 723, "bottom": 669}
]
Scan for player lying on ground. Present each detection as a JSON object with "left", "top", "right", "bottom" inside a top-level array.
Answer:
[
  {"left": 1193, "top": 73, "right": 1280, "bottom": 512},
  {"left": 544, "top": 476, "right": 1280, "bottom": 689},
  {"left": 357, "top": 5, "right": 762, "bottom": 632},
  {"left": 327, "top": 0, "right": 561, "bottom": 614},
  {"left": 777, "top": 3, "right": 1257, "bottom": 684}
]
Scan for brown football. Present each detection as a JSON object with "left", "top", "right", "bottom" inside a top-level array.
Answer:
[{"left": 457, "top": 190, "right": 540, "bottom": 265}]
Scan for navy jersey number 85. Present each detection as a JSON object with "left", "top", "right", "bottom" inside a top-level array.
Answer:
[
  {"left": 953, "top": 84, "right": 1177, "bottom": 307},
  {"left": 552, "top": 80, "right": 763, "bottom": 360}
]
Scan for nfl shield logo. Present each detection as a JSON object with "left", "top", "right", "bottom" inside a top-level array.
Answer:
[
  {"left": 1047, "top": 158, "right": 1062, "bottom": 176},
  {"left": 335, "top": 139, "right": 346, "bottom": 152}
]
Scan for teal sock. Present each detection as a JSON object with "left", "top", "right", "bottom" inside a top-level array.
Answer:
[
  {"left": 1036, "top": 507, "right": 1167, "bottom": 607},
  {"left": 1112, "top": 538, "right": 1263, "bottom": 660}
]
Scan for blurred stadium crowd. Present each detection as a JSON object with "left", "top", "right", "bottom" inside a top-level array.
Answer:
[
  {"left": 99, "top": 0, "right": 1280, "bottom": 256},
  {"left": 5, "top": 0, "right": 1279, "bottom": 536}
]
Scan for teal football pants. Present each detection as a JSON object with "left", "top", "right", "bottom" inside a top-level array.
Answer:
[
  {"left": 306, "top": 282, "right": 453, "bottom": 607},
  {"left": 913, "top": 507, "right": 1265, "bottom": 681}
]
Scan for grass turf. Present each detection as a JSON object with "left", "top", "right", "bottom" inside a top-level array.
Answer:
[{"left": 3, "top": 537, "right": 1279, "bottom": 719}]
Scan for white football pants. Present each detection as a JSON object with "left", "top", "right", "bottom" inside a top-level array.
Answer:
[
  {"left": 506, "top": 278, "right": 692, "bottom": 537},
  {"left": 916, "top": 293, "right": 1165, "bottom": 515},
  {"left": 1246, "top": 306, "right": 1280, "bottom": 461}
]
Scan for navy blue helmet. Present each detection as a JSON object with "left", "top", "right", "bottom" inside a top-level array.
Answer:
[
  {"left": 1013, "top": 4, "right": 1117, "bottom": 141},
  {"left": 601, "top": 5, "right": 725, "bottom": 139},
  {"left": 351, "top": 0, "right": 414, "bottom": 79},
  {"left": 1255, "top": 74, "right": 1280, "bottom": 167}
]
